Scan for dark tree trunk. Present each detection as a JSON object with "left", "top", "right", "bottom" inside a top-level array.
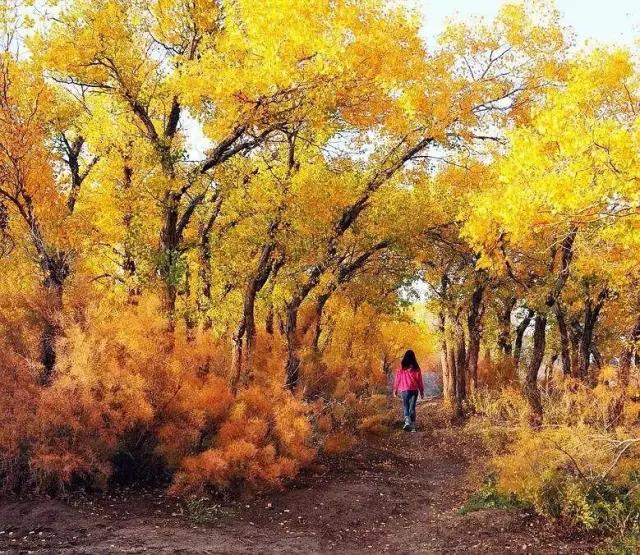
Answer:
[
  {"left": 579, "top": 305, "right": 595, "bottom": 382},
  {"left": 184, "top": 264, "right": 196, "bottom": 340},
  {"left": 569, "top": 318, "right": 582, "bottom": 378},
  {"left": 284, "top": 301, "right": 301, "bottom": 391},
  {"left": 466, "top": 284, "right": 485, "bottom": 393},
  {"left": 554, "top": 302, "right": 571, "bottom": 377},
  {"left": 120, "top": 164, "right": 141, "bottom": 303},
  {"left": 496, "top": 297, "right": 515, "bottom": 356},
  {"left": 312, "top": 292, "right": 331, "bottom": 354},
  {"left": 544, "top": 352, "right": 558, "bottom": 391},
  {"left": 524, "top": 314, "right": 547, "bottom": 428},
  {"left": 265, "top": 304, "right": 274, "bottom": 335},
  {"left": 39, "top": 255, "right": 68, "bottom": 384},
  {"left": 578, "top": 289, "right": 607, "bottom": 383},
  {"left": 197, "top": 197, "right": 222, "bottom": 330},
  {"left": 231, "top": 241, "right": 277, "bottom": 389},
  {"left": 452, "top": 314, "right": 467, "bottom": 419},
  {"left": 158, "top": 192, "right": 180, "bottom": 325},
  {"left": 40, "top": 285, "right": 63, "bottom": 385},
  {"left": 591, "top": 344, "right": 603, "bottom": 371}
]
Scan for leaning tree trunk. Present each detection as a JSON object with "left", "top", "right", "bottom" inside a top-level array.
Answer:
[
  {"left": 40, "top": 281, "right": 64, "bottom": 385},
  {"left": 197, "top": 207, "right": 220, "bottom": 330},
  {"left": 524, "top": 314, "right": 547, "bottom": 428},
  {"left": 231, "top": 242, "right": 276, "bottom": 389}
]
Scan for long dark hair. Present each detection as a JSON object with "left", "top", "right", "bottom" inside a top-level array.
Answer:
[{"left": 401, "top": 349, "right": 420, "bottom": 371}]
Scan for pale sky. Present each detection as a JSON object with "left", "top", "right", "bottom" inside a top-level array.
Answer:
[{"left": 417, "top": 0, "right": 639, "bottom": 47}]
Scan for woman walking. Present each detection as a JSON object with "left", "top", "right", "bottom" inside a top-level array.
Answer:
[{"left": 393, "top": 350, "right": 424, "bottom": 432}]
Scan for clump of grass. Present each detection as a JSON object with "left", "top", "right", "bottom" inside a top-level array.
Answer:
[
  {"left": 184, "top": 497, "right": 227, "bottom": 525},
  {"left": 460, "top": 474, "right": 529, "bottom": 515},
  {"left": 596, "top": 534, "right": 640, "bottom": 555}
]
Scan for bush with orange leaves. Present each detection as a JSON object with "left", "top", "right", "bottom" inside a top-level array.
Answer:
[
  {"left": 0, "top": 298, "right": 42, "bottom": 490},
  {"left": 0, "top": 287, "right": 423, "bottom": 495},
  {"left": 170, "top": 386, "right": 315, "bottom": 495},
  {"left": 0, "top": 292, "right": 319, "bottom": 494}
]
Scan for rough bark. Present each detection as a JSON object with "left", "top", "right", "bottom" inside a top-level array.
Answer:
[
  {"left": 311, "top": 291, "right": 332, "bottom": 354},
  {"left": 569, "top": 318, "right": 582, "bottom": 378}
]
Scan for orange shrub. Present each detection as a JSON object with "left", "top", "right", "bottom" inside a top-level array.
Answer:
[{"left": 170, "top": 385, "right": 315, "bottom": 495}]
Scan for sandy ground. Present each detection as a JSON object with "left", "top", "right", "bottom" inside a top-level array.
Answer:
[{"left": 0, "top": 401, "right": 598, "bottom": 554}]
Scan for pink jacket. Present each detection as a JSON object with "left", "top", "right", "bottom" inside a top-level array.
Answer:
[{"left": 393, "top": 367, "right": 424, "bottom": 395}]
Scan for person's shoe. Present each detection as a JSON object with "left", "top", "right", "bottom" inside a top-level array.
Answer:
[
  {"left": 410, "top": 426, "right": 417, "bottom": 433},
  {"left": 402, "top": 418, "right": 411, "bottom": 431}
]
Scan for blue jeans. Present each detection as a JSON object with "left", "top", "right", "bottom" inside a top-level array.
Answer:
[{"left": 400, "top": 390, "right": 418, "bottom": 423}]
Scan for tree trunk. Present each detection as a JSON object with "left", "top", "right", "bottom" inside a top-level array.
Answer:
[
  {"left": 524, "top": 314, "right": 546, "bottom": 428},
  {"left": 265, "top": 304, "right": 274, "bottom": 335},
  {"left": 578, "top": 303, "right": 595, "bottom": 382},
  {"left": 496, "top": 297, "right": 515, "bottom": 356},
  {"left": 578, "top": 289, "right": 607, "bottom": 383},
  {"left": 231, "top": 242, "right": 276, "bottom": 389},
  {"left": 513, "top": 308, "right": 534, "bottom": 369},
  {"left": 31, "top": 218, "right": 69, "bottom": 385},
  {"left": 39, "top": 259, "right": 68, "bottom": 385},
  {"left": 159, "top": 192, "right": 181, "bottom": 325},
  {"left": 284, "top": 301, "right": 301, "bottom": 391},
  {"left": 544, "top": 352, "right": 558, "bottom": 393},
  {"left": 569, "top": 318, "right": 582, "bottom": 378},
  {"left": 197, "top": 211, "right": 219, "bottom": 329},
  {"left": 453, "top": 314, "right": 467, "bottom": 419},
  {"left": 466, "top": 284, "right": 485, "bottom": 393},
  {"left": 438, "top": 310, "right": 452, "bottom": 407},
  {"left": 620, "top": 313, "right": 640, "bottom": 387},
  {"left": 312, "top": 292, "right": 331, "bottom": 354},
  {"left": 553, "top": 302, "right": 571, "bottom": 377}
]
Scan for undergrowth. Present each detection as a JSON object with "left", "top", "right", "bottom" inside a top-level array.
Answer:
[{"left": 460, "top": 474, "right": 529, "bottom": 515}]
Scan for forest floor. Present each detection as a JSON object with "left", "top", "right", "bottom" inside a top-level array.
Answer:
[{"left": 0, "top": 401, "right": 600, "bottom": 554}]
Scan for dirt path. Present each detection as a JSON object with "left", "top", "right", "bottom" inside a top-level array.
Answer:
[{"left": 0, "top": 401, "right": 597, "bottom": 554}]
